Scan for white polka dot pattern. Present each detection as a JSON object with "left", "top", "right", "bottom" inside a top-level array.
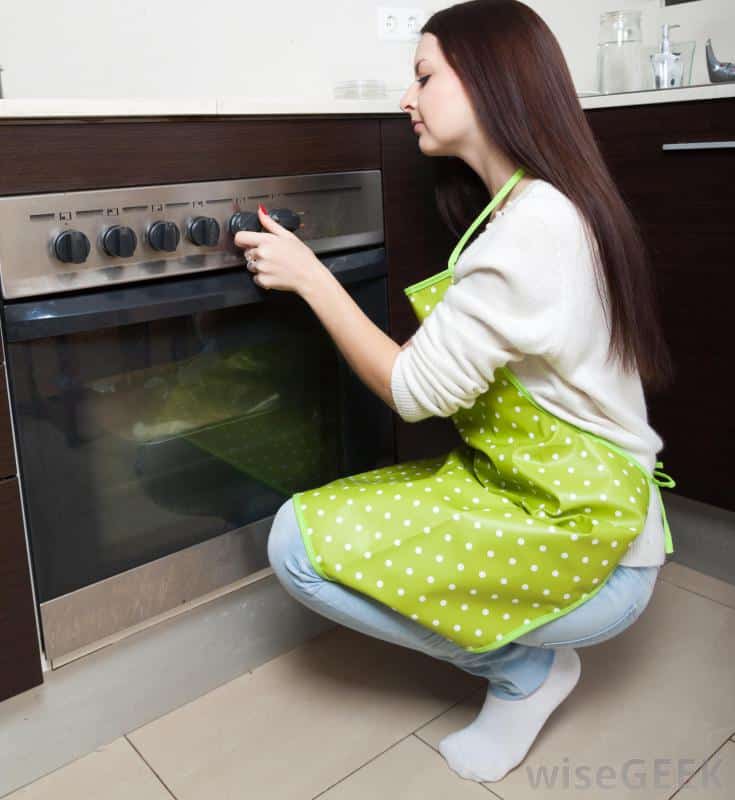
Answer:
[{"left": 292, "top": 252, "right": 655, "bottom": 654}]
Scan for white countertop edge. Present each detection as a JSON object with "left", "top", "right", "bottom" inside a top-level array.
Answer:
[
  {"left": 579, "top": 81, "right": 735, "bottom": 109},
  {"left": 0, "top": 82, "right": 733, "bottom": 118},
  {"left": 0, "top": 96, "right": 219, "bottom": 117}
]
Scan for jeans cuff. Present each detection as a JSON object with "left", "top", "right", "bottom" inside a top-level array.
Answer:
[{"left": 487, "top": 646, "right": 556, "bottom": 700}]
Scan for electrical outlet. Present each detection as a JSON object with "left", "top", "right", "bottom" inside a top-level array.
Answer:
[{"left": 377, "top": 7, "right": 426, "bottom": 42}]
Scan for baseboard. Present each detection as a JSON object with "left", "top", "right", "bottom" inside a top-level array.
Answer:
[
  {"left": 0, "top": 575, "right": 335, "bottom": 797},
  {"left": 664, "top": 492, "right": 735, "bottom": 586}
]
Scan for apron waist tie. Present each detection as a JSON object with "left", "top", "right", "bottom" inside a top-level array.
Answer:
[{"left": 650, "top": 460, "right": 677, "bottom": 555}]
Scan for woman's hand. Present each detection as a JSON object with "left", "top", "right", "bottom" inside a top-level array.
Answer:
[{"left": 233, "top": 205, "right": 326, "bottom": 296}]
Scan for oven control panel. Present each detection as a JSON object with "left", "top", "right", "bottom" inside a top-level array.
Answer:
[{"left": 0, "top": 170, "right": 383, "bottom": 300}]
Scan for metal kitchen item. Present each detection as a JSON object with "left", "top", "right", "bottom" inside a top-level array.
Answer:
[
  {"left": 597, "top": 10, "right": 644, "bottom": 94},
  {"left": 334, "top": 80, "right": 387, "bottom": 99},
  {"left": 0, "top": 171, "right": 394, "bottom": 665},
  {"left": 706, "top": 38, "right": 735, "bottom": 83},
  {"left": 650, "top": 23, "right": 684, "bottom": 88}
]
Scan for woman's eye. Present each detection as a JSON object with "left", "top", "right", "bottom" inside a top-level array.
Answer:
[{"left": 417, "top": 75, "right": 430, "bottom": 86}]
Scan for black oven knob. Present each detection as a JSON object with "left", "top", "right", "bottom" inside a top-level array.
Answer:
[
  {"left": 53, "top": 229, "right": 91, "bottom": 263},
  {"left": 147, "top": 221, "right": 180, "bottom": 252},
  {"left": 269, "top": 208, "right": 301, "bottom": 232},
  {"left": 102, "top": 225, "right": 138, "bottom": 258},
  {"left": 228, "top": 211, "right": 261, "bottom": 234},
  {"left": 187, "top": 216, "right": 221, "bottom": 246}
]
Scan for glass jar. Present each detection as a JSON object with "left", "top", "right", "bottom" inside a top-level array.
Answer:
[{"left": 597, "top": 10, "right": 644, "bottom": 94}]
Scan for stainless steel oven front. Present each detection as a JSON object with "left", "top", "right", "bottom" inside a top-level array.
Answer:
[{"left": 0, "top": 170, "right": 393, "bottom": 666}]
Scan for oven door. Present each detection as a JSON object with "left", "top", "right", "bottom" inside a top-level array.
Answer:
[{"left": 1, "top": 247, "right": 393, "bottom": 664}]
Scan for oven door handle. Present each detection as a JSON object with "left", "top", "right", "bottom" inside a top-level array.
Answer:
[{"left": 1, "top": 247, "right": 386, "bottom": 343}]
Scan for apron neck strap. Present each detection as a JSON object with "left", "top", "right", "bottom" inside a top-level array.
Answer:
[{"left": 448, "top": 167, "right": 527, "bottom": 276}]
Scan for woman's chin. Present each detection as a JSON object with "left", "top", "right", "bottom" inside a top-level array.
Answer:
[
  {"left": 417, "top": 131, "right": 433, "bottom": 150},
  {"left": 417, "top": 134, "right": 446, "bottom": 155}
]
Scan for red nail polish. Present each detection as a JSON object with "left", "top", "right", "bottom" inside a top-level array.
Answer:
[{"left": 259, "top": 204, "right": 268, "bottom": 216}]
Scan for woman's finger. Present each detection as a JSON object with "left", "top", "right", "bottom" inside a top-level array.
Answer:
[
  {"left": 234, "top": 231, "right": 271, "bottom": 249},
  {"left": 253, "top": 272, "right": 270, "bottom": 290},
  {"left": 258, "top": 206, "right": 296, "bottom": 238}
]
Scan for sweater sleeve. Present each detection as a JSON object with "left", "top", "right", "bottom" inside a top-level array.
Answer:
[{"left": 390, "top": 212, "right": 568, "bottom": 422}]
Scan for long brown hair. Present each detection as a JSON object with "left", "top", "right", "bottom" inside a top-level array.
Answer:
[{"left": 421, "top": 0, "right": 674, "bottom": 393}]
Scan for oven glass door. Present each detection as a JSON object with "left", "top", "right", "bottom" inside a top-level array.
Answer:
[{"left": 3, "top": 255, "right": 391, "bottom": 603}]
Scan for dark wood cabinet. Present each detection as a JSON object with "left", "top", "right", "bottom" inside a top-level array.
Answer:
[
  {"left": 0, "top": 330, "right": 39, "bottom": 701},
  {"left": 0, "top": 478, "right": 42, "bottom": 702},
  {"left": 0, "top": 366, "right": 14, "bottom": 479},
  {"left": 380, "top": 118, "right": 460, "bottom": 464},
  {"left": 0, "top": 117, "right": 382, "bottom": 195},
  {"left": 586, "top": 97, "right": 735, "bottom": 510},
  {"left": 1, "top": 243, "right": 39, "bottom": 701}
]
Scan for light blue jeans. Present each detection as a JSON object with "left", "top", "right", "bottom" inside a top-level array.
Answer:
[{"left": 267, "top": 497, "right": 660, "bottom": 700}]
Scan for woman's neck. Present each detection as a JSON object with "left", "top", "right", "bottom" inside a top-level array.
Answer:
[
  {"left": 456, "top": 140, "right": 534, "bottom": 221},
  {"left": 488, "top": 175, "right": 535, "bottom": 221}
]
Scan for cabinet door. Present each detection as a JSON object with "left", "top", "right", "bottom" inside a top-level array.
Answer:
[
  {"left": 0, "top": 478, "right": 43, "bottom": 702},
  {"left": 588, "top": 98, "right": 735, "bottom": 510},
  {"left": 380, "top": 118, "right": 460, "bottom": 462},
  {"left": 0, "top": 366, "right": 15, "bottom": 479}
]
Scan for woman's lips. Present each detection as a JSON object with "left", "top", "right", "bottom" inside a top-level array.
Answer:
[{"left": 413, "top": 122, "right": 424, "bottom": 132}]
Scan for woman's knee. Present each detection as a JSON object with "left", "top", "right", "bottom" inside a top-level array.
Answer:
[
  {"left": 267, "top": 497, "right": 323, "bottom": 597},
  {"left": 267, "top": 497, "right": 298, "bottom": 571}
]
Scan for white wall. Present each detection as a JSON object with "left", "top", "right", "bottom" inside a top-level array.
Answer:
[
  {"left": 0, "top": 0, "right": 732, "bottom": 100},
  {"left": 524, "top": 0, "right": 734, "bottom": 91}
]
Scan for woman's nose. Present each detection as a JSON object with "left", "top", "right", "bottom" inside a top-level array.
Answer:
[{"left": 399, "top": 86, "right": 415, "bottom": 113}]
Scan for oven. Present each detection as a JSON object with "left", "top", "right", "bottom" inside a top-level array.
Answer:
[{"left": 0, "top": 170, "right": 393, "bottom": 666}]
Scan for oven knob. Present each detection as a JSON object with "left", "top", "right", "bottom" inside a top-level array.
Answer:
[
  {"left": 147, "top": 221, "right": 180, "bottom": 252},
  {"left": 53, "top": 229, "right": 91, "bottom": 264},
  {"left": 269, "top": 208, "right": 301, "bottom": 232},
  {"left": 187, "top": 216, "right": 221, "bottom": 246},
  {"left": 228, "top": 211, "right": 261, "bottom": 234},
  {"left": 102, "top": 225, "right": 138, "bottom": 258}
]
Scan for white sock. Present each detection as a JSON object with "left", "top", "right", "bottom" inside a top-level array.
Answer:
[{"left": 438, "top": 647, "right": 581, "bottom": 783}]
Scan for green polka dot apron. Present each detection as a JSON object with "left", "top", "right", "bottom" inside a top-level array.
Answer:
[{"left": 292, "top": 167, "right": 676, "bottom": 653}]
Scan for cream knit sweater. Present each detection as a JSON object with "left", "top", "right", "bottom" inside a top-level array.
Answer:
[{"left": 390, "top": 179, "right": 669, "bottom": 567}]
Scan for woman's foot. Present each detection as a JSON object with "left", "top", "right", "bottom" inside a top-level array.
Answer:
[{"left": 438, "top": 647, "right": 581, "bottom": 782}]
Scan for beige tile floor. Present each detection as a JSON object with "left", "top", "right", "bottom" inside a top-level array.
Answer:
[{"left": 5, "top": 561, "right": 735, "bottom": 800}]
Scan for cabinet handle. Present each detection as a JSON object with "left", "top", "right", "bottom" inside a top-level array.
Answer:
[{"left": 662, "top": 141, "right": 735, "bottom": 151}]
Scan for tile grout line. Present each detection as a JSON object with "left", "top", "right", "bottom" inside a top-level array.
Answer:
[
  {"left": 657, "top": 574, "right": 735, "bottom": 611},
  {"left": 0, "top": 735, "right": 181, "bottom": 800},
  {"left": 0, "top": 763, "right": 73, "bottom": 800},
  {"left": 666, "top": 733, "right": 733, "bottom": 799},
  {"left": 309, "top": 687, "right": 484, "bottom": 799},
  {"left": 410, "top": 734, "right": 505, "bottom": 799},
  {"left": 309, "top": 731, "right": 419, "bottom": 800},
  {"left": 124, "top": 735, "right": 178, "bottom": 799},
  {"left": 412, "top": 684, "right": 486, "bottom": 737}
]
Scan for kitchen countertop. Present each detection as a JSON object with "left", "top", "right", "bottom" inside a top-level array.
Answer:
[{"left": 0, "top": 82, "right": 733, "bottom": 119}]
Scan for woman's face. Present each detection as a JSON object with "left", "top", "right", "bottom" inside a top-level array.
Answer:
[{"left": 399, "top": 33, "right": 477, "bottom": 157}]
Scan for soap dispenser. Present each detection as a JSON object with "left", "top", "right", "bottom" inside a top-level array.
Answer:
[{"left": 650, "top": 23, "right": 683, "bottom": 89}]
